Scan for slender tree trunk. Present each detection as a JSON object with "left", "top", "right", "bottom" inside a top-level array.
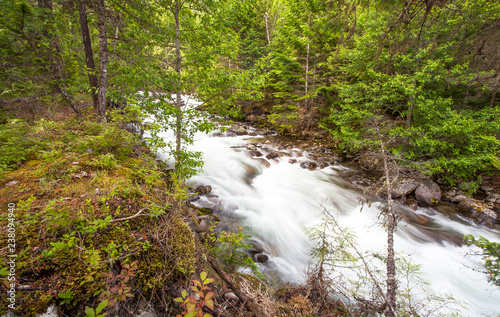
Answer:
[
  {"left": 174, "top": 0, "right": 182, "bottom": 166},
  {"left": 96, "top": 0, "right": 108, "bottom": 122},
  {"left": 77, "top": 0, "right": 98, "bottom": 109},
  {"left": 378, "top": 130, "right": 397, "bottom": 317},
  {"left": 264, "top": 12, "right": 271, "bottom": 44}
]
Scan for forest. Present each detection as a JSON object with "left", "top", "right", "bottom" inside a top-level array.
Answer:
[{"left": 1, "top": 0, "right": 499, "bottom": 316}]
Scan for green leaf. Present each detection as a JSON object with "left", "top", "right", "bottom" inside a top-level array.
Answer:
[
  {"left": 200, "top": 271, "right": 207, "bottom": 281},
  {"left": 84, "top": 306, "right": 95, "bottom": 317},
  {"left": 96, "top": 299, "right": 108, "bottom": 314}
]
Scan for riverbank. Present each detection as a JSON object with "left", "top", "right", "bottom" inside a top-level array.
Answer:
[{"left": 0, "top": 106, "right": 351, "bottom": 317}]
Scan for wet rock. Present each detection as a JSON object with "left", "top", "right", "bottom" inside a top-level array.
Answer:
[
  {"left": 226, "top": 132, "right": 237, "bottom": 137},
  {"left": 481, "top": 184, "right": 494, "bottom": 192},
  {"left": 300, "top": 161, "right": 317, "bottom": 170},
  {"left": 254, "top": 158, "right": 271, "bottom": 168},
  {"left": 212, "top": 132, "right": 225, "bottom": 137},
  {"left": 434, "top": 202, "right": 458, "bottom": 217},
  {"left": 235, "top": 127, "right": 247, "bottom": 135},
  {"left": 248, "top": 246, "right": 264, "bottom": 255},
  {"left": 415, "top": 180, "right": 441, "bottom": 207},
  {"left": 195, "top": 185, "right": 212, "bottom": 195},
  {"left": 266, "top": 152, "right": 279, "bottom": 160},
  {"left": 247, "top": 144, "right": 257, "bottom": 151},
  {"left": 254, "top": 253, "right": 269, "bottom": 263},
  {"left": 392, "top": 179, "right": 418, "bottom": 199},
  {"left": 195, "top": 215, "right": 219, "bottom": 233},
  {"left": 187, "top": 194, "right": 200, "bottom": 202},
  {"left": 458, "top": 198, "right": 497, "bottom": 227},
  {"left": 248, "top": 150, "right": 263, "bottom": 157},
  {"left": 289, "top": 158, "right": 297, "bottom": 164},
  {"left": 443, "top": 188, "right": 467, "bottom": 203},
  {"left": 406, "top": 198, "right": 418, "bottom": 211}
]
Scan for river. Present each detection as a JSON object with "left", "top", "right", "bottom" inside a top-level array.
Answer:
[{"left": 149, "top": 97, "right": 500, "bottom": 316}]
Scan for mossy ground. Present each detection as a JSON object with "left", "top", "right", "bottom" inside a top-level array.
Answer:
[
  {"left": 0, "top": 106, "right": 200, "bottom": 316},
  {"left": 0, "top": 105, "right": 348, "bottom": 317}
]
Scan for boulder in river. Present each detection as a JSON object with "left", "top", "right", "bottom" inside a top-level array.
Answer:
[
  {"left": 415, "top": 180, "right": 441, "bottom": 207},
  {"left": 266, "top": 152, "right": 279, "bottom": 160},
  {"left": 235, "top": 126, "right": 247, "bottom": 135},
  {"left": 254, "top": 158, "right": 271, "bottom": 168},
  {"left": 254, "top": 253, "right": 269, "bottom": 263},
  {"left": 391, "top": 178, "right": 418, "bottom": 199},
  {"left": 300, "top": 161, "right": 317, "bottom": 170},
  {"left": 248, "top": 150, "right": 263, "bottom": 157},
  {"left": 195, "top": 185, "right": 212, "bottom": 195},
  {"left": 458, "top": 198, "right": 497, "bottom": 227}
]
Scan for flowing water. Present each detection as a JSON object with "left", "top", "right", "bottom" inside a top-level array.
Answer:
[{"left": 147, "top": 97, "right": 500, "bottom": 316}]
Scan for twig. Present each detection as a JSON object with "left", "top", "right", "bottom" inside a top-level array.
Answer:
[{"left": 111, "top": 208, "right": 150, "bottom": 222}]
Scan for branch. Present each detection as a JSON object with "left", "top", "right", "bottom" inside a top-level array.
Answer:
[{"left": 111, "top": 208, "right": 150, "bottom": 222}]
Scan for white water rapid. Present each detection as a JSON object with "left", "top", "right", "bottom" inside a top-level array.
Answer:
[{"left": 147, "top": 97, "right": 500, "bottom": 316}]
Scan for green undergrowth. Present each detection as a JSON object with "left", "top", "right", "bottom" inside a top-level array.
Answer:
[{"left": 0, "top": 112, "right": 198, "bottom": 316}]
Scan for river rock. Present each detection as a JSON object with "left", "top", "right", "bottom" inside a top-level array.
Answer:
[
  {"left": 458, "top": 198, "right": 497, "bottom": 227},
  {"left": 226, "top": 131, "right": 237, "bottom": 137},
  {"left": 248, "top": 150, "right": 263, "bottom": 157},
  {"left": 212, "top": 132, "right": 225, "bottom": 137},
  {"left": 415, "top": 180, "right": 441, "bottom": 207},
  {"left": 391, "top": 179, "right": 418, "bottom": 199},
  {"left": 266, "top": 152, "right": 279, "bottom": 160},
  {"left": 235, "top": 127, "right": 247, "bottom": 135},
  {"left": 254, "top": 158, "right": 271, "bottom": 168},
  {"left": 289, "top": 158, "right": 297, "bottom": 164},
  {"left": 300, "top": 161, "right": 317, "bottom": 170},
  {"left": 195, "top": 185, "right": 212, "bottom": 195},
  {"left": 254, "top": 253, "right": 269, "bottom": 263},
  {"left": 406, "top": 198, "right": 418, "bottom": 211},
  {"left": 195, "top": 215, "right": 219, "bottom": 233}
]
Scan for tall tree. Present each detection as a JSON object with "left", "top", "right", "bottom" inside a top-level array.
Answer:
[{"left": 78, "top": 0, "right": 98, "bottom": 109}]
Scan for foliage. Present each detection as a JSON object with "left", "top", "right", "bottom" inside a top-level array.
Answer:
[
  {"left": 208, "top": 228, "right": 262, "bottom": 278},
  {"left": 464, "top": 235, "right": 500, "bottom": 287},
  {"left": 0, "top": 113, "right": 196, "bottom": 316},
  {"left": 307, "top": 208, "right": 460, "bottom": 316},
  {"left": 174, "top": 271, "right": 215, "bottom": 317}
]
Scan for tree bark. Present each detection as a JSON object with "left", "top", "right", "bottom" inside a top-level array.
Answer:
[
  {"left": 78, "top": 0, "right": 98, "bottom": 109},
  {"left": 96, "top": 0, "right": 108, "bottom": 122},
  {"left": 174, "top": 0, "right": 182, "bottom": 166},
  {"left": 378, "top": 130, "right": 397, "bottom": 317},
  {"left": 264, "top": 12, "right": 271, "bottom": 44}
]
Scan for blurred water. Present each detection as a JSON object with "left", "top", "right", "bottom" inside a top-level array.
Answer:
[{"left": 147, "top": 100, "right": 500, "bottom": 316}]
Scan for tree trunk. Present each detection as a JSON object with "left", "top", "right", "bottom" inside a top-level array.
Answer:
[
  {"left": 174, "top": 0, "right": 182, "bottom": 166},
  {"left": 264, "top": 12, "right": 271, "bottom": 44},
  {"left": 96, "top": 0, "right": 108, "bottom": 122},
  {"left": 77, "top": 0, "right": 98, "bottom": 109},
  {"left": 378, "top": 130, "right": 397, "bottom": 317}
]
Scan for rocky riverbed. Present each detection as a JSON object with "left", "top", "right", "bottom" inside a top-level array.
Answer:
[{"left": 190, "top": 120, "right": 500, "bottom": 232}]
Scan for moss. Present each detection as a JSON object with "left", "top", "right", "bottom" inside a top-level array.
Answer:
[{"left": 170, "top": 217, "right": 196, "bottom": 275}]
